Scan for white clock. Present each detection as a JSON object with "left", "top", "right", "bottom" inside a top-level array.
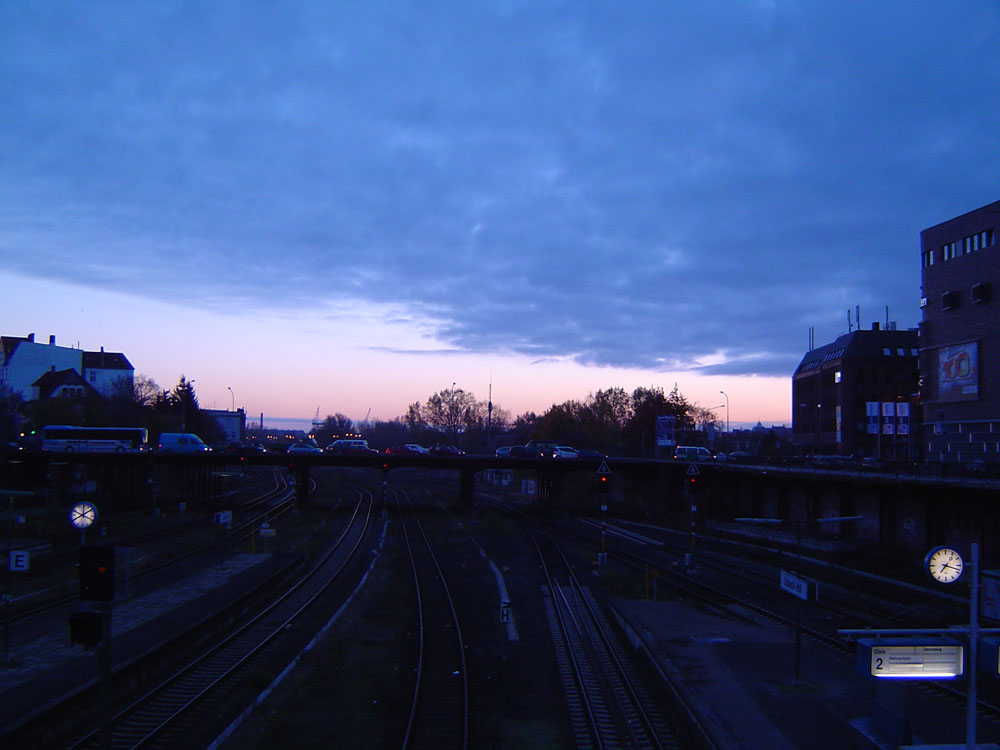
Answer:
[
  {"left": 69, "top": 502, "right": 98, "bottom": 529},
  {"left": 925, "top": 546, "right": 964, "bottom": 583}
]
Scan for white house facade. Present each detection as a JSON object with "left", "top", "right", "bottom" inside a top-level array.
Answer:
[{"left": 1, "top": 333, "right": 134, "bottom": 401}]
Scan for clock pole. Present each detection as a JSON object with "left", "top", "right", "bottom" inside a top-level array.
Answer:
[{"left": 967, "top": 542, "right": 979, "bottom": 750}]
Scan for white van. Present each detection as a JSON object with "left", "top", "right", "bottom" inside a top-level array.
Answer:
[
  {"left": 157, "top": 433, "right": 210, "bottom": 453},
  {"left": 673, "top": 445, "right": 715, "bottom": 462}
]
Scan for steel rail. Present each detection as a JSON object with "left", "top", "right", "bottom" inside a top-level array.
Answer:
[
  {"left": 66, "top": 485, "right": 374, "bottom": 749},
  {"left": 396, "top": 487, "right": 468, "bottom": 750}
]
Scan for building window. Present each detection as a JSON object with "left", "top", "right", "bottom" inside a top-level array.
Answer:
[
  {"left": 972, "top": 282, "right": 991, "bottom": 304},
  {"left": 834, "top": 371, "right": 841, "bottom": 383},
  {"left": 883, "top": 347, "right": 892, "bottom": 356},
  {"left": 941, "top": 290, "right": 959, "bottom": 310},
  {"left": 943, "top": 241, "right": 959, "bottom": 260},
  {"left": 922, "top": 249, "right": 935, "bottom": 267}
]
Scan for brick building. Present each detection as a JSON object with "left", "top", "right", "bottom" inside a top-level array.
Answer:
[
  {"left": 919, "top": 199, "right": 1000, "bottom": 462},
  {"left": 792, "top": 326, "right": 919, "bottom": 458}
]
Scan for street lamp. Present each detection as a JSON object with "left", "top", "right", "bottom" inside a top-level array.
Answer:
[
  {"left": 720, "top": 390, "right": 730, "bottom": 451},
  {"left": 227, "top": 386, "right": 235, "bottom": 412}
]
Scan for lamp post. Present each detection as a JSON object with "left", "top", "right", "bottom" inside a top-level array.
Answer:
[
  {"left": 720, "top": 390, "right": 730, "bottom": 452},
  {"left": 227, "top": 386, "right": 235, "bottom": 412}
]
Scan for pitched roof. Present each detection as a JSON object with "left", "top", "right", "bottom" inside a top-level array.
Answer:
[
  {"left": 31, "top": 369, "right": 96, "bottom": 399},
  {"left": 794, "top": 329, "right": 918, "bottom": 376},
  {"left": 82, "top": 350, "right": 134, "bottom": 371}
]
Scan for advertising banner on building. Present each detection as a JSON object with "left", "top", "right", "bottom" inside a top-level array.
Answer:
[
  {"left": 938, "top": 342, "right": 979, "bottom": 402},
  {"left": 866, "top": 402, "right": 880, "bottom": 434},
  {"left": 881, "top": 402, "right": 895, "bottom": 435},
  {"left": 896, "top": 402, "right": 910, "bottom": 435},
  {"left": 655, "top": 415, "right": 676, "bottom": 447}
]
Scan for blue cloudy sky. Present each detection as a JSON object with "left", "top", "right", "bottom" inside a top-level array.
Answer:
[{"left": 2, "top": 2, "right": 998, "bottom": 425}]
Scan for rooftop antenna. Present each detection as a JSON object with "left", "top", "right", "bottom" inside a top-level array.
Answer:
[
  {"left": 855, "top": 305, "right": 860, "bottom": 332},
  {"left": 365, "top": 408, "right": 371, "bottom": 424},
  {"left": 847, "top": 309, "right": 852, "bottom": 333}
]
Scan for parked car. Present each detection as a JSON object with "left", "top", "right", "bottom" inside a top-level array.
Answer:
[
  {"left": 727, "top": 451, "right": 754, "bottom": 464},
  {"left": 430, "top": 444, "right": 464, "bottom": 456},
  {"left": 673, "top": 445, "right": 714, "bottom": 462},
  {"left": 288, "top": 438, "right": 323, "bottom": 454},
  {"left": 326, "top": 438, "right": 377, "bottom": 455},
  {"left": 524, "top": 440, "right": 559, "bottom": 458},
  {"left": 157, "top": 433, "right": 210, "bottom": 453},
  {"left": 576, "top": 448, "right": 608, "bottom": 460},
  {"left": 385, "top": 444, "right": 428, "bottom": 456},
  {"left": 495, "top": 445, "right": 513, "bottom": 457},
  {"left": 553, "top": 445, "right": 579, "bottom": 458}
]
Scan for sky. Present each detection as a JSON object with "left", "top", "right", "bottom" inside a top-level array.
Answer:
[{"left": 2, "top": 2, "right": 999, "bottom": 430}]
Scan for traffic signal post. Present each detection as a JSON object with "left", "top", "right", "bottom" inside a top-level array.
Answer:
[
  {"left": 597, "top": 462, "right": 610, "bottom": 567},
  {"left": 75, "top": 544, "right": 115, "bottom": 750},
  {"left": 2, "top": 488, "right": 34, "bottom": 665},
  {"left": 684, "top": 464, "right": 700, "bottom": 571}
]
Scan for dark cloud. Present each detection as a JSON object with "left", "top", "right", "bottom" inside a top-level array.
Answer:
[{"left": 1, "top": 2, "right": 998, "bottom": 377}]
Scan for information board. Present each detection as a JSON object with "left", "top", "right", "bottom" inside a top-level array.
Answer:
[{"left": 870, "top": 644, "right": 964, "bottom": 679}]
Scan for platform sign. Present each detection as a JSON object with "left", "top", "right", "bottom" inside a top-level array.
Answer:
[
  {"left": 214, "top": 510, "right": 232, "bottom": 526},
  {"left": 9, "top": 550, "right": 28, "bottom": 572},
  {"left": 780, "top": 570, "right": 815, "bottom": 602},
  {"left": 857, "top": 638, "right": 964, "bottom": 679},
  {"left": 981, "top": 569, "right": 1000, "bottom": 622}
]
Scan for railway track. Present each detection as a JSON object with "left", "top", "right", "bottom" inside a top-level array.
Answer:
[
  {"left": 9, "top": 468, "right": 298, "bottom": 626},
  {"left": 62, "top": 485, "right": 376, "bottom": 750},
  {"left": 487, "top": 495, "right": 1000, "bottom": 734},
  {"left": 475, "top": 491, "right": 682, "bottom": 750},
  {"left": 396, "top": 488, "right": 469, "bottom": 750}
]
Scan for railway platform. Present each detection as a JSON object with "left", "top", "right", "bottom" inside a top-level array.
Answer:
[
  {"left": 0, "top": 551, "right": 282, "bottom": 740},
  {"left": 612, "top": 598, "right": 1000, "bottom": 750}
]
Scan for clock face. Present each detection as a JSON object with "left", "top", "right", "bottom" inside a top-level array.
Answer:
[
  {"left": 70, "top": 502, "right": 97, "bottom": 529},
  {"left": 926, "top": 546, "right": 964, "bottom": 583}
]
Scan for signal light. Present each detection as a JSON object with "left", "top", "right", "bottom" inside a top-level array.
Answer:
[{"left": 79, "top": 545, "right": 116, "bottom": 602}]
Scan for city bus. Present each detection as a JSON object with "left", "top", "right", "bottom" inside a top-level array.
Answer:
[{"left": 40, "top": 425, "right": 149, "bottom": 453}]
